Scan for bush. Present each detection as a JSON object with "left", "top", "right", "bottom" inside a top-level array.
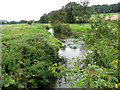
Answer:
[
  {"left": 42, "top": 25, "right": 50, "bottom": 30},
  {"left": 52, "top": 21, "right": 71, "bottom": 34},
  {"left": 2, "top": 34, "right": 62, "bottom": 89},
  {"left": 27, "top": 21, "right": 33, "bottom": 25},
  {"left": 83, "top": 15, "right": 118, "bottom": 68}
]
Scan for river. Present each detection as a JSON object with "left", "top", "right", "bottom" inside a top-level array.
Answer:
[{"left": 46, "top": 29, "right": 90, "bottom": 88}]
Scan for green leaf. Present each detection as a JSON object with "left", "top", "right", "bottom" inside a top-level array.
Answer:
[
  {"left": 10, "top": 79, "right": 15, "bottom": 84},
  {"left": 4, "top": 83, "right": 9, "bottom": 87}
]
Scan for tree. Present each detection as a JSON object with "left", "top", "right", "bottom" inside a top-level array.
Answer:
[
  {"left": 20, "top": 20, "right": 28, "bottom": 23},
  {"left": 49, "top": 8, "right": 71, "bottom": 34},
  {"left": 65, "top": 2, "right": 78, "bottom": 23},
  {"left": 39, "top": 14, "right": 49, "bottom": 23},
  {"left": 9, "top": 21, "right": 17, "bottom": 24},
  {"left": 90, "top": 3, "right": 120, "bottom": 14},
  {"left": 49, "top": 8, "right": 67, "bottom": 24},
  {"left": 64, "top": 1, "right": 91, "bottom": 23},
  {"left": 27, "top": 21, "right": 33, "bottom": 25}
]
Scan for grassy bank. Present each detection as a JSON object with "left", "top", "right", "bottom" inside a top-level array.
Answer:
[{"left": 2, "top": 24, "right": 62, "bottom": 89}]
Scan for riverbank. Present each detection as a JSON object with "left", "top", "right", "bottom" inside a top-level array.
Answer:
[
  {"left": 2, "top": 23, "right": 90, "bottom": 89},
  {"left": 2, "top": 24, "right": 62, "bottom": 89},
  {"left": 49, "top": 19, "right": 118, "bottom": 88}
]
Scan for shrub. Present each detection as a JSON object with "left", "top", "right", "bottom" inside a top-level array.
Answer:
[
  {"left": 27, "top": 21, "right": 33, "bottom": 25},
  {"left": 2, "top": 34, "right": 62, "bottom": 89},
  {"left": 52, "top": 21, "right": 71, "bottom": 34},
  {"left": 42, "top": 25, "right": 50, "bottom": 30}
]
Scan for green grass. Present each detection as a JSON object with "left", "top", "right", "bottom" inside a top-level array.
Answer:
[
  {"left": 70, "top": 23, "right": 90, "bottom": 38},
  {"left": 91, "top": 12, "right": 119, "bottom": 17},
  {"left": 70, "top": 23, "right": 90, "bottom": 32},
  {"left": 2, "top": 23, "right": 61, "bottom": 53}
]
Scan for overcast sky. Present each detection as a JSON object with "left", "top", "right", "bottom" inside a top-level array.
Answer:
[{"left": 0, "top": 0, "right": 119, "bottom": 21}]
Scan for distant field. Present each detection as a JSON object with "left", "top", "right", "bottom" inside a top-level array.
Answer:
[
  {"left": 69, "top": 23, "right": 90, "bottom": 38},
  {"left": 70, "top": 23, "right": 90, "bottom": 32},
  {"left": 91, "top": 12, "right": 119, "bottom": 17}
]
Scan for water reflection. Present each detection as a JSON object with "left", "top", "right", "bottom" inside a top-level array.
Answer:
[
  {"left": 48, "top": 28, "right": 54, "bottom": 36},
  {"left": 53, "top": 38, "right": 86, "bottom": 88}
]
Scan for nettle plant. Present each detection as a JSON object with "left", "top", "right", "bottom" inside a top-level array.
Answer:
[
  {"left": 2, "top": 34, "right": 61, "bottom": 89},
  {"left": 49, "top": 15, "right": 119, "bottom": 88}
]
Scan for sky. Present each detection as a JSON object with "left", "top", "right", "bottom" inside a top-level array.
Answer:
[{"left": 0, "top": 0, "right": 119, "bottom": 21}]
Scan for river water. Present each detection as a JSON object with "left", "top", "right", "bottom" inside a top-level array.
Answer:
[{"left": 47, "top": 29, "right": 90, "bottom": 88}]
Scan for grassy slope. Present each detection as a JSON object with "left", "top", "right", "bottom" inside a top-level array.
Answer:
[
  {"left": 2, "top": 24, "right": 60, "bottom": 47},
  {"left": 2, "top": 23, "right": 61, "bottom": 88}
]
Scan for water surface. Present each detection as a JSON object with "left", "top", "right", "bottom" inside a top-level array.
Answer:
[{"left": 47, "top": 29, "right": 88, "bottom": 88}]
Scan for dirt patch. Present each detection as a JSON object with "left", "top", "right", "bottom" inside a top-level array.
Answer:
[{"left": 105, "top": 14, "right": 119, "bottom": 20}]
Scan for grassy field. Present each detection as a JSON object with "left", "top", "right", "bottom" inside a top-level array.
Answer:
[
  {"left": 91, "top": 12, "right": 119, "bottom": 17},
  {"left": 2, "top": 24, "right": 50, "bottom": 41},
  {"left": 70, "top": 23, "right": 90, "bottom": 38},
  {"left": 2, "top": 23, "right": 89, "bottom": 38},
  {"left": 70, "top": 23, "right": 90, "bottom": 32}
]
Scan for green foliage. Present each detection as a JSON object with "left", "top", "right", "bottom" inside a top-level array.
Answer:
[
  {"left": 84, "top": 15, "right": 118, "bottom": 68},
  {"left": 64, "top": 1, "right": 91, "bottom": 23},
  {"left": 49, "top": 7, "right": 71, "bottom": 34},
  {"left": 48, "top": 1, "right": 91, "bottom": 24},
  {"left": 27, "top": 21, "right": 33, "bottom": 25},
  {"left": 39, "top": 14, "right": 49, "bottom": 23},
  {"left": 49, "top": 59, "right": 118, "bottom": 88},
  {"left": 2, "top": 24, "right": 62, "bottom": 89},
  {"left": 42, "top": 25, "right": 50, "bottom": 30},
  {"left": 2, "top": 73, "right": 15, "bottom": 87},
  {"left": 91, "top": 3, "right": 120, "bottom": 14},
  {"left": 52, "top": 21, "right": 71, "bottom": 34},
  {"left": 49, "top": 8, "right": 67, "bottom": 24},
  {"left": 49, "top": 14, "right": 119, "bottom": 88}
]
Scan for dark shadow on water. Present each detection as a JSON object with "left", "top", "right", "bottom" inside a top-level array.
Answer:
[{"left": 54, "top": 33, "right": 71, "bottom": 39}]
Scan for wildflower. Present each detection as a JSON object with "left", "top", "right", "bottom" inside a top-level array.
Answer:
[
  {"left": 93, "top": 74, "right": 95, "bottom": 76},
  {"left": 118, "top": 83, "right": 120, "bottom": 86},
  {"left": 115, "top": 84, "right": 118, "bottom": 89},
  {"left": 113, "top": 67, "right": 115, "bottom": 69},
  {"left": 104, "top": 68, "right": 106, "bottom": 69}
]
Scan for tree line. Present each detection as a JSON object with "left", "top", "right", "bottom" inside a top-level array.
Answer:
[
  {"left": 39, "top": 2, "right": 119, "bottom": 24},
  {"left": 0, "top": 20, "right": 39, "bottom": 25},
  {"left": 1, "top": 2, "right": 119, "bottom": 25},
  {"left": 91, "top": 3, "right": 120, "bottom": 14},
  {"left": 40, "top": 1, "right": 90, "bottom": 24}
]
